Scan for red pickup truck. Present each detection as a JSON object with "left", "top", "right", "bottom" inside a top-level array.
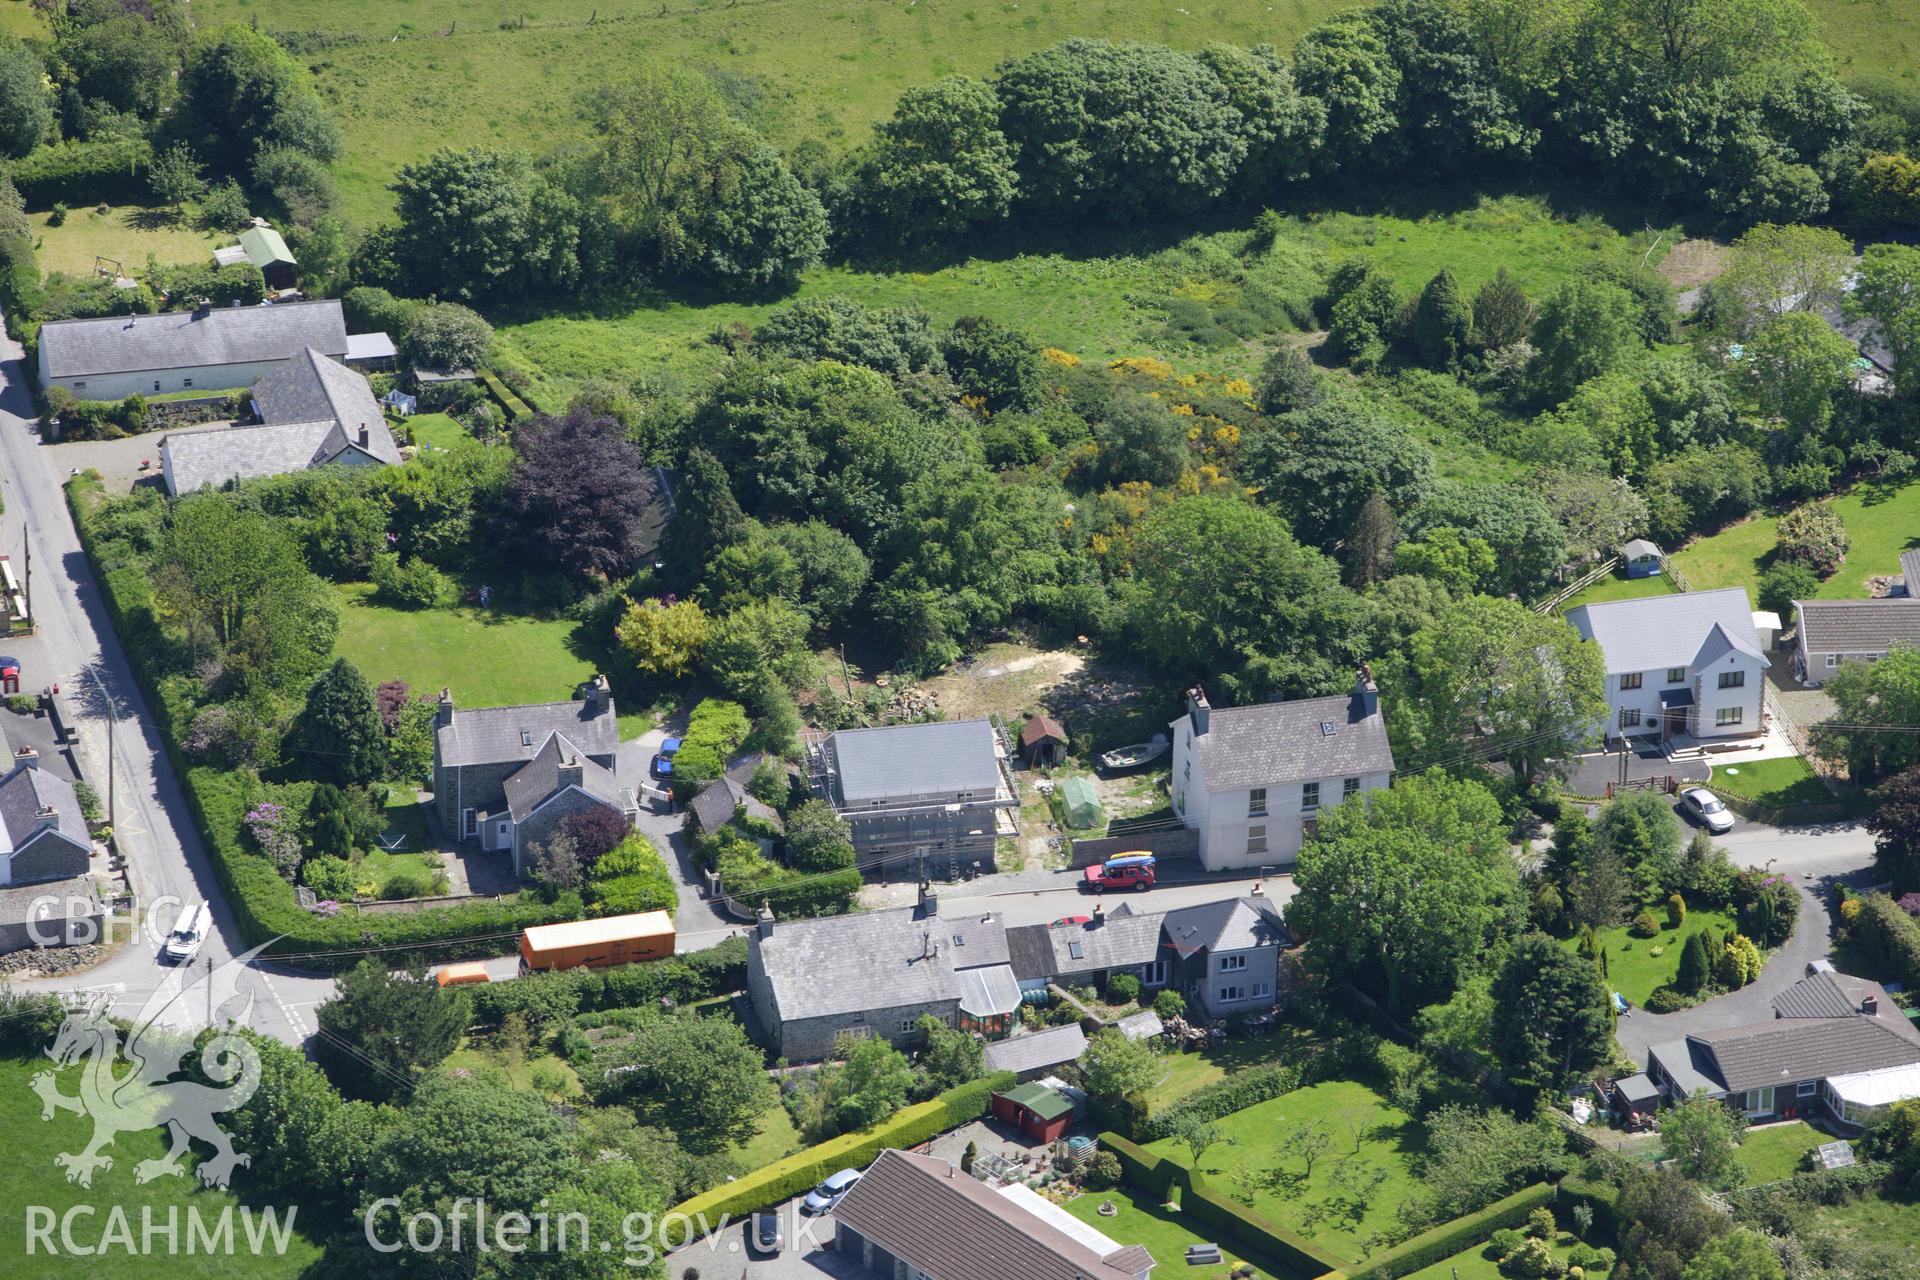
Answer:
[{"left": 1082, "top": 853, "right": 1157, "bottom": 892}]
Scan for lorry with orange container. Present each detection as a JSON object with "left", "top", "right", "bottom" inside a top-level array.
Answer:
[{"left": 519, "top": 910, "right": 677, "bottom": 973}]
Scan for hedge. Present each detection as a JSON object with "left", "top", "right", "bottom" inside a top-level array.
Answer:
[
  {"left": 468, "top": 936, "right": 748, "bottom": 1032},
  {"left": 478, "top": 368, "right": 532, "bottom": 422},
  {"left": 1185, "top": 1171, "right": 1347, "bottom": 1280},
  {"left": 666, "top": 1072, "right": 1016, "bottom": 1224},
  {"left": 1099, "top": 1130, "right": 1344, "bottom": 1280},
  {"left": 7, "top": 138, "right": 153, "bottom": 207},
  {"left": 1137, "top": 1061, "right": 1302, "bottom": 1141},
  {"left": 1845, "top": 893, "right": 1920, "bottom": 990},
  {"left": 1329, "top": 1183, "right": 1554, "bottom": 1280},
  {"left": 1554, "top": 1176, "right": 1620, "bottom": 1243},
  {"left": 67, "top": 474, "right": 575, "bottom": 964}
]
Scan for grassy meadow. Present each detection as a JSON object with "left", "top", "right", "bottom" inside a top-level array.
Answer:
[{"left": 1669, "top": 476, "right": 1920, "bottom": 602}]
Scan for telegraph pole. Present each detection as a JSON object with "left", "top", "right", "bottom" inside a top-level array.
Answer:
[{"left": 86, "top": 668, "right": 115, "bottom": 829}]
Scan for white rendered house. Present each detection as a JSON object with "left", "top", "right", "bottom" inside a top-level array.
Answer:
[{"left": 1565, "top": 587, "right": 1768, "bottom": 744}]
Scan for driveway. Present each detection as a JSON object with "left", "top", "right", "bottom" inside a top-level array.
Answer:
[
  {"left": 668, "top": 1198, "right": 862, "bottom": 1280},
  {"left": 1566, "top": 743, "right": 1709, "bottom": 798},
  {"left": 1613, "top": 820, "right": 1880, "bottom": 1063},
  {"left": 617, "top": 722, "right": 734, "bottom": 939}
]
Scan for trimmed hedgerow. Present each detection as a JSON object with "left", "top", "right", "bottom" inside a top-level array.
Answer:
[
  {"left": 1136, "top": 1061, "right": 1303, "bottom": 1142},
  {"left": 1330, "top": 1183, "right": 1555, "bottom": 1280},
  {"left": 666, "top": 1072, "right": 1015, "bottom": 1223}
]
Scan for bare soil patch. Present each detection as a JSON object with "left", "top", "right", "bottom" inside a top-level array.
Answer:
[{"left": 1658, "top": 238, "right": 1729, "bottom": 290}]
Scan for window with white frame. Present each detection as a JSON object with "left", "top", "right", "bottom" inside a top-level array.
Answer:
[
  {"left": 461, "top": 808, "right": 477, "bottom": 838},
  {"left": 1825, "top": 654, "right": 1838, "bottom": 668},
  {"left": 1219, "top": 954, "right": 1248, "bottom": 972},
  {"left": 1716, "top": 706, "right": 1744, "bottom": 726},
  {"left": 1619, "top": 707, "right": 1641, "bottom": 728},
  {"left": 1718, "top": 670, "right": 1745, "bottom": 689},
  {"left": 1796, "top": 1081, "right": 1817, "bottom": 1098},
  {"left": 1252, "top": 982, "right": 1271, "bottom": 999},
  {"left": 1246, "top": 824, "right": 1267, "bottom": 854},
  {"left": 1301, "top": 781, "right": 1320, "bottom": 811},
  {"left": 1248, "top": 787, "right": 1267, "bottom": 817},
  {"left": 1217, "top": 986, "right": 1246, "bottom": 1003},
  {"left": 1620, "top": 672, "right": 1643, "bottom": 690}
]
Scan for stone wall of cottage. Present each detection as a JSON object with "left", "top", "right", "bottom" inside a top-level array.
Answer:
[{"left": 5, "top": 833, "right": 91, "bottom": 885}]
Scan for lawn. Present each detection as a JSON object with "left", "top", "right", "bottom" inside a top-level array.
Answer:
[
  {"left": 497, "top": 195, "right": 1661, "bottom": 407},
  {"left": 402, "top": 412, "right": 470, "bottom": 452},
  {"left": 443, "top": 1043, "right": 584, "bottom": 1097},
  {"left": 722, "top": 1103, "right": 805, "bottom": 1174},
  {"left": 1710, "top": 756, "right": 1830, "bottom": 809},
  {"left": 1065, "top": 1182, "right": 1288, "bottom": 1280},
  {"left": 1566, "top": 904, "right": 1741, "bottom": 1007},
  {"left": 1146, "top": 1079, "right": 1420, "bottom": 1263},
  {"left": 1730, "top": 1121, "right": 1827, "bottom": 1184},
  {"left": 1144, "top": 1033, "right": 1320, "bottom": 1109},
  {"left": 29, "top": 204, "right": 225, "bottom": 278},
  {"left": 1820, "top": 1188, "right": 1920, "bottom": 1253},
  {"left": 332, "top": 580, "right": 606, "bottom": 709},
  {"left": 1404, "top": 1231, "right": 1611, "bottom": 1280},
  {"left": 1668, "top": 477, "right": 1920, "bottom": 604},
  {"left": 0, "top": 1054, "right": 326, "bottom": 1276},
  {"left": 1555, "top": 570, "right": 1678, "bottom": 613}
]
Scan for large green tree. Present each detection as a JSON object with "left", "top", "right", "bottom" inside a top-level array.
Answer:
[
  {"left": 314, "top": 959, "right": 470, "bottom": 1103},
  {"left": 1662, "top": 1092, "right": 1747, "bottom": 1188},
  {"left": 857, "top": 76, "right": 1019, "bottom": 239},
  {"left": 290, "top": 658, "right": 386, "bottom": 787},
  {"left": 1382, "top": 594, "right": 1605, "bottom": 793},
  {"left": 1682, "top": 1230, "right": 1784, "bottom": 1280},
  {"left": 1866, "top": 766, "right": 1920, "bottom": 896},
  {"left": 1241, "top": 402, "right": 1434, "bottom": 551},
  {"left": 1530, "top": 276, "right": 1644, "bottom": 403},
  {"left": 1293, "top": 12, "right": 1403, "bottom": 171},
  {"left": 594, "top": 1012, "right": 776, "bottom": 1148},
  {"left": 1745, "top": 310, "right": 1856, "bottom": 431},
  {"left": 1817, "top": 644, "right": 1920, "bottom": 782},
  {"left": 1289, "top": 772, "right": 1521, "bottom": 1012},
  {"left": 1489, "top": 933, "right": 1611, "bottom": 1094},
  {"left": 175, "top": 25, "right": 341, "bottom": 171},
  {"left": 1410, "top": 267, "right": 1473, "bottom": 368},
  {"left": 388, "top": 147, "right": 580, "bottom": 301},
  {"left": 1850, "top": 242, "right": 1920, "bottom": 399},
  {"left": 0, "top": 35, "right": 53, "bottom": 159},
  {"left": 1077, "top": 1026, "right": 1160, "bottom": 1102},
  {"left": 1717, "top": 221, "right": 1855, "bottom": 333}
]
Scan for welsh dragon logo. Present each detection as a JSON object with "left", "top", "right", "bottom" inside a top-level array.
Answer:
[{"left": 29, "top": 942, "right": 272, "bottom": 1189}]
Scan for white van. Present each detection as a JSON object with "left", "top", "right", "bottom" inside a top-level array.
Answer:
[{"left": 163, "top": 903, "right": 211, "bottom": 963}]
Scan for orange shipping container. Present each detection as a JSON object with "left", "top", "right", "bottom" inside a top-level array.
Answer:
[
  {"left": 437, "top": 961, "right": 492, "bottom": 987},
  {"left": 519, "top": 911, "right": 676, "bottom": 972}
]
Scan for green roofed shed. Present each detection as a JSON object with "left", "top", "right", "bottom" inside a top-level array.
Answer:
[
  {"left": 238, "top": 225, "right": 297, "bottom": 290},
  {"left": 1059, "top": 775, "right": 1103, "bottom": 830}
]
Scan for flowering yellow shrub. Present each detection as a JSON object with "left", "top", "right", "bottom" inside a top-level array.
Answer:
[{"left": 1041, "top": 347, "right": 1081, "bottom": 367}]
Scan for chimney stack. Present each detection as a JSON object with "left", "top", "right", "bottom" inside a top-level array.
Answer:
[
  {"left": 1186, "top": 686, "right": 1211, "bottom": 736},
  {"left": 756, "top": 902, "right": 775, "bottom": 939},
  {"left": 1354, "top": 663, "right": 1379, "bottom": 719},
  {"left": 587, "top": 673, "right": 611, "bottom": 716},
  {"left": 558, "top": 755, "right": 584, "bottom": 790},
  {"left": 358, "top": 423, "right": 370, "bottom": 447},
  {"left": 1092, "top": 901, "right": 1104, "bottom": 927},
  {"left": 13, "top": 745, "right": 37, "bottom": 771},
  {"left": 1864, "top": 994, "right": 1879, "bottom": 1016},
  {"left": 437, "top": 687, "right": 455, "bottom": 727},
  {"left": 33, "top": 803, "right": 58, "bottom": 831},
  {"left": 918, "top": 881, "right": 939, "bottom": 917}
]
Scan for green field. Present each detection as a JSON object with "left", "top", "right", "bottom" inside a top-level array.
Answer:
[
  {"left": 1821, "top": 1189, "right": 1920, "bottom": 1254},
  {"left": 1569, "top": 904, "right": 1740, "bottom": 1007},
  {"left": 1669, "top": 477, "right": 1920, "bottom": 604},
  {"left": 1064, "top": 1183, "right": 1286, "bottom": 1280},
  {"left": 1728, "top": 1121, "right": 1826, "bottom": 1184},
  {"left": 401, "top": 412, "right": 469, "bottom": 451},
  {"left": 30, "top": 205, "right": 225, "bottom": 280},
  {"left": 0, "top": 1055, "right": 325, "bottom": 1277},
  {"left": 1710, "top": 756, "right": 1830, "bottom": 810},
  {"left": 499, "top": 195, "right": 1661, "bottom": 404},
  {"left": 1146, "top": 1080, "right": 1419, "bottom": 1262}
]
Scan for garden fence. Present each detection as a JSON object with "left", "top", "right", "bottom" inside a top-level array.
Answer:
[{"left": 1533, "top": 557, "right": 1619, "bottom": 614}]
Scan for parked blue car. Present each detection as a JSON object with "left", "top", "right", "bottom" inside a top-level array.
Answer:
[{"left": 651, "top": 737, "right": 684, "bottom": 777}]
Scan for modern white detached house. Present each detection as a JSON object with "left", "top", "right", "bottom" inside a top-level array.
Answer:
[
  {"left": 1565, "top": 588, "right": 1768, "bottom": 745},
  {"left": 1169, "top": 671, "right": 1394, "bottom": 871}
]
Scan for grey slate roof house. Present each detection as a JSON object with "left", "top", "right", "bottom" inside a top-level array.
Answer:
[
  {"left": 685, "top": 776, "right": 781, "bottom": 835},
  {"left": 1647, "top": 970, "right": 1920, "bottom": 1132},
  {"left": 834, "top": 1149, "right": 1155, "bottom": 1280},
  {"left": 1007, "top": 903, "right": 1168, "bottom": 990},
  {"left": 746, "top": 887, "right": 1024, "bottom": 1060},
  {"left": 810, "top": 719, "right": 1017, "bottom": 876},
  {"left": 0, "top": 751, "right": 91, "bottom": 889},
  {"left": 163, "top": 346, "right": 402, "bottom": 495},
  {"left": 981, "top": 1023, "right": 1089, "bottom": 1081},
  {"left": 1170, "top": 671, "right": 1395, "bottom": 870},
  {"left": 1566, "top": 587, "right": 1769, "bottom": 744},
  {"left": 432, "top": 677, "right": 634, "bottom": 878},
  {"left": 1162, "top": 894, "right": 1293, "bottom": 1019},
  {"left": 1793, "top": 599, "right": 1920, "bottom": 686},
  {"left": 37, "top": 298, "right": 390, "bottom": 401}
]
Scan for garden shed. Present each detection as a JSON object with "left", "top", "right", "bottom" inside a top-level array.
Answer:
[
  {"left": 1020, "top": 714, "right": 1068, "bottom": 766},
  {"left": 1622, "top": 538, "right": 1663, "bottom": 578},
  {"left": 991, "top": 1080, "right": 1076, "bottom": 1142},
  {"left": 1612, "top": 1072, "right": 1659, "bottom": 1119},
  {"left": 1058, "top": 776, "right": 1103, "bottom": 830}
]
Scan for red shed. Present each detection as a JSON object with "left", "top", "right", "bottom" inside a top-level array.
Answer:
[{"left": 991, "top": 1081, "right": 1076, "bottom": 1142}]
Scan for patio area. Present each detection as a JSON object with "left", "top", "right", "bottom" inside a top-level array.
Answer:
[{"left": 1566, "top": 741, "right": 1708, "bottom": 799}]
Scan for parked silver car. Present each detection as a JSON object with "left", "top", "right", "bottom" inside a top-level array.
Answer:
[
  {"left": 1678, "top": 786, "right": 1735, "bottom": 834},
  {"left": 801, "top": 1168, "right": 861, "bottom": 1215}
]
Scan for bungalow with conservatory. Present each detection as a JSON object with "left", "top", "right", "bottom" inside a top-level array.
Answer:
[
  {"left": 1646, "top": 970, "right": 1920, "bottom": 1131},
  {"left": 1565, "top": 588, "right": 1768, "bottom": 745},
  {"left": 1169, "top": 670, "right": 1393, "bottom": 870}
]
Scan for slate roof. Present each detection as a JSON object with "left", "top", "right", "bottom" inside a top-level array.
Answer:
[
  {"left": 346, "top": 331, "right": 398, "bottom": 362},
  {"left": 1693, "top": 620, "right": 1767, "bottom": 667},
  {"left": 832, "top": 1150, "right": 1146, "bottom": 1280},
  {"left": 1566, "top": 587, "right": 1762, "bottom": 674},
  {"left": 982, "top": 1024, "right": 1088, "bottom": 1076},
  {"left": 1004, "top": 923, "right": 1058, "bottom": 982},
  {"left": 687, "top": 777, "right": 780, "bottom": 832},
  {"left": 165, "top": 419, "right": 353, "bottom": 493},
  {"left": 0, "top": 875, "right": 100, "bottom": 927},
  {"left": 1161, "top": 897, "right": 1288, "bottom": 955},
  {"left": 1773, "top": 971, "right": 1900, "bottom": 1021},
  {"left": 0, "top": 764, "right": 87, "bottom": 855},
  {"left": 253, "top": 348, "right": 400, "bottom": 459},
  {"left": 501, "top": 731, "right": 624, "bottom": 823},
  {"left": 1622, "top": 539, "right": 1662, "bottom": 560},
  {"left": 239, "top": 225, "right": 295, "bottom": 268},
  {"left": 1684, "top": 1016, "right": 1920, "bottom": 1093},
  {"left": 1614, "top": 1073, "right": 1659, "bottom": 1103},
  {"left": 826, "top": 719, "right": 1003, "bottom": 804},
  {"left": 437, "top": 693, "right": 618, "bottom": 769},
  {"left": 1901, "top": 549, "right": 1920, "bottom": 594},
  {"left": 754, "top": 904, "right": 1009, "bottom": 1023},
  {"left": 1180, "top": 690, "right": 1393, "bottom": 791},
  {"left": 1794, "top": 599, "right": 1920, "bottom": 655},
  {"left": 1027, "top": 911, "right": 1166, "bottom": 977},
  {"left": 40, "top": 299, "right": 349, "bottom": 379}
]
